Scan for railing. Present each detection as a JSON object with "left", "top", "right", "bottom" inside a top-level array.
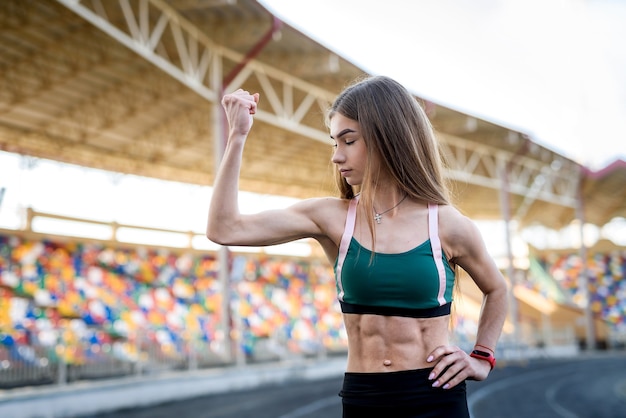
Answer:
[
  {"left": 19, "top": 207, "right": 319, "bottom": 257},
  {"left": 0, "top": 329, "right": 342, "bottom": 389},
  {"left": 0, "top": 328, "right": 240, "bottom": 389},
  {"left": 22, "top": 207, "right": 212, "bottom": 252}
]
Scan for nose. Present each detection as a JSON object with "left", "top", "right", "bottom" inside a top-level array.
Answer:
[{"left": 331, "top": 146, "right": 345, "bottom": 164}]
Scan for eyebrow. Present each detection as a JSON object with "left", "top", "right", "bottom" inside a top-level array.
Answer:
[{"left": 330, "top": 128, "right": 357, "bottom": 140}]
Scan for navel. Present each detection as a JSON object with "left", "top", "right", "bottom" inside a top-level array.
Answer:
[{"left": 383, "top": 359, "right": 392, "bottom": 366}]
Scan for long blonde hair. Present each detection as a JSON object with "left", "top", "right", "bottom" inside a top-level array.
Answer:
[{"left": 327, "top": 75, "right": 452, "bottom": 234}]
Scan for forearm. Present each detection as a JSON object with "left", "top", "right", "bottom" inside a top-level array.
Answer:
[
  {"left": 474, "top": 285, "right": 508, "bottom": 352},
  {"left": 206, "top": 135, "right": 246, "bottom": 243}
]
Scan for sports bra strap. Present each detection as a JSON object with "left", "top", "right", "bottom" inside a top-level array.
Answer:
[
  {"left": 336, "top": 195, "right": 359, "bottom": 301},
  {"left": 428, "top": 203, "right": 448, "bottom": 306}
]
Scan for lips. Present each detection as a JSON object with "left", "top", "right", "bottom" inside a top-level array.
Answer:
[{"left": 340, "top": 169, "right": 351, "bottom": 177}]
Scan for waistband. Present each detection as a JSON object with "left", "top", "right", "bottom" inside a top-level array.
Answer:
[{"left": 340, "top": 368, "right": 467, "bottom": 408}]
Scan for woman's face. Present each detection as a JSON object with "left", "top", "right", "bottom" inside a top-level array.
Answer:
[{"left": 330, "top": 114, "right": 370, "bottom": 186}]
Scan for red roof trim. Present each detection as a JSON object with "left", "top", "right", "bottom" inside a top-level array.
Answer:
[{"left": 583, "top": 158, "right": 626, "bottom": 180}]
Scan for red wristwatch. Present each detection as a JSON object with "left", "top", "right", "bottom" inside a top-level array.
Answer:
[{"left": 470, "top": 349, "right": 496, "bottom": 370}]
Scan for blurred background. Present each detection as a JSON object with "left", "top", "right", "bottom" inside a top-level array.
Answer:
[{"left": 0, "top": 0, "right": 625, "bottom": 416}]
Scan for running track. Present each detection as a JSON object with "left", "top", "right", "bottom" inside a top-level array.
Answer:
[{"left": 88, "top": 353, "right": 626, "bottom": 418}]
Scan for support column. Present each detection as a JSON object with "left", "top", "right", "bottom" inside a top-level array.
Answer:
[
  {"left": 499, "top": 163, "right": 521, "bottom": 356},
  {"left": 211, "top": 12, "right": 282, "bottom": 366},
  {"left": 576, "top": 176, "right": 596, "bottom": 351},
  {"left": 211, "top": 53, "right": 233, "bottom": 363}
]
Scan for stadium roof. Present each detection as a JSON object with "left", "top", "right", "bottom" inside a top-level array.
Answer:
[
  {"left": 581, "top": 159, "right": 626, "bottom": 227},
  {"left": 1, "top": 0, "right": 624, "bottom": 230}
]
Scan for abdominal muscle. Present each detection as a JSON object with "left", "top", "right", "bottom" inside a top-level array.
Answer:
[{"left": 343, "top": 313, "right": 450, "bottom": 372}]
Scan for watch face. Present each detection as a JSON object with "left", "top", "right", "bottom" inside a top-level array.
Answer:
[{"left": 473, "top": 349, "right": 491, "bottom": 358}]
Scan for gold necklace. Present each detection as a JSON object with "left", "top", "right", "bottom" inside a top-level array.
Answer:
[{"left": 373, "top": 194, "right": 408, "bottom": 224}]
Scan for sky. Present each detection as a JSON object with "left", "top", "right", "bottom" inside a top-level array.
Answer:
[
  {"left": 260, "top": 0, "right": 626, "bottom": 169},
  {"left": 1, "top": 0, "right": 625, "bottom": 255}
]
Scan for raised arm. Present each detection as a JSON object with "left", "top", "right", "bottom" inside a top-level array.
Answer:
[{"left": 206, "top": 90, "right": 332, "bottom": 248}]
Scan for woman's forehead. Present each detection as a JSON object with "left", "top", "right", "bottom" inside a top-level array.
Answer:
[{"left": 329, "top": 114, "right": 359, "bottom": 139}]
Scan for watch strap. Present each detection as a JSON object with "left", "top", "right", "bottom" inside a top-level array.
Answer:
[{"left": 470, "top": 349, "right": 496, "bottom": 370}]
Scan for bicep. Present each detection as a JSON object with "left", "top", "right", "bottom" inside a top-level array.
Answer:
[{"left": 210, "top": 200, "right": 325, "bottom": 247}]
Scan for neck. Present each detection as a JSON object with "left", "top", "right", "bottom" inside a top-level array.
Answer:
[
  {"left": 372, "top": 192, "right": 408, "bottom": 224},
  {"left": 373, "top": 190, "right": 405, "bottom": 209}
]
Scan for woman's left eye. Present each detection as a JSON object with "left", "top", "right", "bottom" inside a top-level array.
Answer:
[{"left": 345, "top": 140, "right": 355, "bottom": 146}]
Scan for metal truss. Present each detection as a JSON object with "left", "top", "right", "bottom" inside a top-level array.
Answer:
[
  {"left": 53, "top": 0, "right": 581, "bottom": 213},
  {"left": 440, "top": 134, "right": 580, "bottom": 212},
  {"left": 55, "top": 0, "right": 336, "bottom": 144}
]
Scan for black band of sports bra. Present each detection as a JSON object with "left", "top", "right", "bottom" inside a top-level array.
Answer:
[{"left": 340, "top": 301, "right": 452, "bottom": 318}]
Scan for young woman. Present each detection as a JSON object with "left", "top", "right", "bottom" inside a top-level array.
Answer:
[{"left": 207, "top": 75, "right": 508, "bottom": 417}]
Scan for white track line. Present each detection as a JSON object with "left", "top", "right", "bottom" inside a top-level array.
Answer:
[
  {"left": 468, "top": 365, "right": 579, "bottom": 417},
  {"left": 277, "top": 395, "right": 340, "bottom": 418},
  {"left": 544, "top": 373, "right": 580, "bottom": 418}
]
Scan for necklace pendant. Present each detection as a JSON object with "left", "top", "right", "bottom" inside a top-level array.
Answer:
[{"left": 373, "top": 193, "right": 407, "bottom": 225}]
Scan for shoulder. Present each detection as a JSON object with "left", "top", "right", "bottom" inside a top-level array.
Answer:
[
  {"left": 294, "top": 197, "right": 353, "bottom": 253},
  {"left": 291, "top": 196, "right": 352, "bottom": 232},
  {"left": 292, "top": 196, "right": 349, "bottom": 216},
  {"left": 437, "top": 204, "right": 474, "bottom": 235},
  {"left": 436, "top": 204, "right": 486, "bottom": 260}
]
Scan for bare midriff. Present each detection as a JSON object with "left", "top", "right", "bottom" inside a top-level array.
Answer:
[{"left": 343, "top": 313, "right": 450, "bottom": 372}]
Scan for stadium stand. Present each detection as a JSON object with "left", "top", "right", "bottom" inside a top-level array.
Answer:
[
  {"left": 0, "top": 231, "right": 349, "bottom": 388},
  {"left": 543, "top": 250, "right": 626, "bottom": 347},
  {"left": 2, "top": 227, "right": 623, "bottom": 389}
]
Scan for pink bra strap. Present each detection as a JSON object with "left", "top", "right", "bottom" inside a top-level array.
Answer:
[
  {"left": 428, "top": 203, "right": 448, "bottom": 306},
  {"left": 336, "top": 196, "right": 359, "bottom": 301}
]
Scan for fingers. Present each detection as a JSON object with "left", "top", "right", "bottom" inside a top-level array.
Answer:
[
  {"left": 221, "top": 89, "right": 259, "bottom": 114},
  {"left": 221, "top": 89, "right": 260, "bottom": 137},
  {"left": 250, "top": 92, "right": 259, "bottom": 114},
  {"left": 426, "top": 345, "right": 457, "bottom": 364},
  {"left": 426, "top": 345, "right": 486, "bottom": 390}
]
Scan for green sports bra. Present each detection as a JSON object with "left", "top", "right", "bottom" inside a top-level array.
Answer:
[{"left": 334, "top": 196, "right": 455, "bottom": 318}]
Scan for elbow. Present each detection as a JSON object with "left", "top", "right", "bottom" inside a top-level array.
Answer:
[
  {"left": 206, "top": 220, "right": 225, "bottom": 245},
  {"left": 206, "top": 231, "right": 229, "bottom": 246},
  {"left": 206, "top": 219, "right": 237, "bottom": 246},
  {"left": 206, "top": 225, "right": 226, "bottom": 246},
  {"left": 487, "top": 284, "right": 509, "bottom": 310},
  {"left": 480, "top": 279, "right": 508, "bottom": 304},
  {"left": 206, "top": 230, "right": 221, "bottom": 245},
  {"left": 488, "top": 282, "right": 508, "bottom": 299}
]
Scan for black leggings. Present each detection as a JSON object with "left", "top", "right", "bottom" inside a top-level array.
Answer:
[{"left": 339, "top": 368, "right": 470, "bottom": 418}]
